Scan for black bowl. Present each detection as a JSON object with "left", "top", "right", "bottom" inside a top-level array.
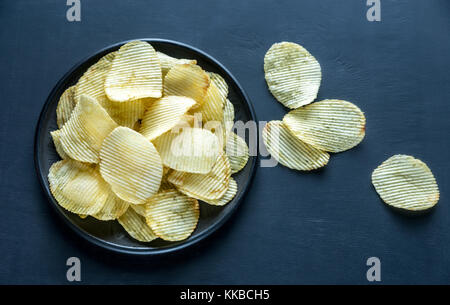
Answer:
[{"left": 34, "top": 39, "right": 258, "bottom": 255}]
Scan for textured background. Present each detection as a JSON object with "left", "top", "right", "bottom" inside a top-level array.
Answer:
[{"left": 1, "top": 0, "right": 449, "bottom": 284}]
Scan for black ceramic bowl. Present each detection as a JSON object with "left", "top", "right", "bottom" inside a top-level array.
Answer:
[{"left": 34, "top": 39, "right": 257, "bottom": 255}]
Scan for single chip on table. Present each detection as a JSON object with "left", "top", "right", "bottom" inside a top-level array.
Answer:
[
  {"left": 118, "top": 208, "right": 158, "bottom": 242},
  {"left": 283, "top": 99, "right": 366, "bottom": 153},
  {"left": 58, "top": 95, "right": 118, "bottom": 163},
  {"left": 264, "top": 41, "right": 321, "bottom": 109},
  {"left": 167, "top": 152, "right": 231, "bottom": 200},
  {"left": 99, "top": 126, "right": 163, "bottom": 205},
  {"left": 105, "top": 40, "right": 162, "bottom": 102},
  {"left": 92, "top": 189, "right": 130, "bottom": 221},
  {"left": 202, "top": 177, "right": 237, "bottom": 206},
  {"left": 157, "top": 51, "right": 197, "bottom": 77},
  {"left": 225, "top": 132, "right": 249, "bottom": 174},
  {"left": 50, "top": 130, "right": 69, "bottom": 159},
  {"left": 139, "top": 96, "right": 197, "bottom": 140},
  {"left": 153, "top": 127, "right": 220, "bottom": 174},
  {"left": 208, "top": 72, "right": 228, "bottom": 100},
  {"left": 56, "top": 86, "right": 76, "bottom": 128},
  {"left": 371, "top": 155, "right": 439, "bottom": 211},
  {"left": 145, "top": 190, "right": 199, "bottom": 241},
  {"left": 163, "top": 63, "right": 210, "bottom": 106},
  {"left": 262, "top": 120, "right": 329, "bottom": 171},
  {"left": 48, "top": 160, "right": 108, "bottom": 215}
]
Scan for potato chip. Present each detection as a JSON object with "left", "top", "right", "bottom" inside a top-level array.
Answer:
[
  {"left": 264, "top": 42, "right": 321, "bottom": 109},
  {"left": 118, "top": 208, "right": 158, "bottom": 242},
  {"left": 191, "top": 82, "right": 224, "bottom": 123},
  {"left": 75, "top": 51, "right": 148, "bottom": 128},
  {"left": 50, "top": 130, "right": 69, "bottom": 159},
  {"left": 93, "top": 189, "right": 129, "bottom": 221},
  {"left": 139, "top": 96, "right": 196, "bottom": 140},
  {"left": 262, "top": 121, "right": 329, "bottom": 171},
  {"left": 208, "top": 72, "right": 228, "bottom": 100},
  {"left": 167, "top": 152, "right": 231, "bottom": 200},
  {"left": 130, "top": 204, "right": 145, "bottom": 217},
  {"left": 153, "top": 127, "right": 220, "bottom": 174},
  {"left": 163, "top": 64, "right": 210, "bottom": 105},
  {"left": 105, "top": 40, "right": 162, "bottom": 102},
  {"left": 223, "top": 99, "right": 235, "bottom": 134},
  {"left": 59, "top": 95, "right": 118, "bottom": 163},
  {"left": 99, "top": 127, "right": 163, "bottom": 205},
  {"left": 157, "top": 51, "right": 197, "bottom": 76},
  {"left": 48, "top": 160, "right": 108, "bottom": 215},
  {"left": 56, "top": 86, "right": 76, "bottom": 128},
  {"left": 283, "top": 99, "right": 366, "bottom": 153},
  {"left": 78, "top": 214, "right": 88, "bottom": 219},
  {"left": 202, "top": 177, "right": 237, "bottom": 206},
  {"left": 371, "top": 155, "right": 439, "bottom": 211},
  {"left": 225, "top": 132, "right": 249, "bottom": 174},
  {"left": 145, "top": 190, "right": 199, "bottom": 241}
]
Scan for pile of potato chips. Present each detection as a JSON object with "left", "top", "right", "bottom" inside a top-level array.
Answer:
[
  {"left": 263, "top": 42, "right": 366, "bottom": 171},
  {"left": 48, "top": 40, "right": 249, "bottom": 242}
]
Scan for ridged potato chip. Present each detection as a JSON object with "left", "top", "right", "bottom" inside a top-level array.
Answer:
[
  {"left": 283, "top": 99, "right": 366, "bottom": 153},
  {"left": 50, "top": 130, "right": 69, "bottom": 159},
  {"left": 167, "top": 152, "right": 231, "bottom": 200},
  {"left": 157, "top": 51, "right": 197, "bottom": 76},
  {"left": 105, "top": 41, "right": 162, "bottom": 102},
  {"left": 225, "top": 132, "right": 249, "bottom": 174},
  {"left": 264, "top": 42, "right": 321, "bottom": 109},
  {"left": 93, "top": 189, "right": 130, "bottom": 221},
  {"left": 163, "top": 64, "right": 210, "bottom": 105},
  {"left": 99, "top": 127, "right": 163, "bottom": 205},
  {"left": 191, "top": 82, "right": 224, "bottom": 123},
  {"left": 263, "top": 121, "right": 329, "bottom": 171},
  {"left": 145, "top": 190, "right": 199, "bottom": 241},
  {"left": 59, "top": 95, "right": 118, "bottom": 163},
  {"left": 202, "top": 177, "right": 237, "bottom": 206},
  {"left": 139, "top": 96, "right": 196, "bottom": 140},
  {"left": 153, "top": 127, "right": 220, "bottom": 174},
  {"left": 208, "top": 72, "right": 228, "bottom": 100},
  {"left": 56, "top": 86, "right": 76, "bottom": 128},
  {"left": 371, "top": 155, "right": 439, "bottom": 211},
  {"left": 118, "top": 208, "right": 158, "bottom": 242},
  {"left": 48, "top": 160, "right": 108, "bottom": 215}
]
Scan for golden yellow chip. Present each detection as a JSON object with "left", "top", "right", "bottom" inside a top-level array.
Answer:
[
  {"left": 283, "top": 99, "right": 366, "bottom": 153},
  {"left": 225, "top": 132, "right": 249, "bottom": 174},
  {"left": 50, "top": 130, "right": 69, "bottom": 159},
  {"left": 202, "top": 177, "right": 237, "bottom": 206},
  {"left": 105, "top": 41, "right": 162, "bottom": 102},
  {"left": 139, "top": 96, "right": 197, "bottom": 140},
  {"left": 93, "top": 189, "right": 129, "bottom": 221},
  {"left": 153, "top": 127, "right": 220, "bottom": 174},
  {"left": 371, "top": 155, "right": 439, "bottom": 211},
  {"left": 264, "top": 42, "right": 321, "bottom": 109},
  {"left": 78, "top": 214, "right": 88, "bottom": 219},
  {"left": 118, "top": 208, "right": 158, "bottom": 242},
  {"left": 130, "top": 204, "right": 145, "bottom": 217},
  {"left": 163, "top": 64, "right": 210, "bottom": 105},
  {"left": 167, "top": 152, "right": 231, "bottom": 200},
  {"left": 59, "top": 95, "right": 118, "bottom": 163},
  {"left": 145, "top": 190, "right": 199, "bottom": 241},
  {"left": 157, "top": 51, "right": 197, "bottom": 76},
  {"left": 56, "top": 86, "right": 76, "bottom": 128},
  {"left": 262, "top": 121, "right": 329, "bottom": 171},
  {"left": 208, "top": 72, "right": 228, "bottom": 100},
  {"left": 191, "top": 82, "right": 224, "bottom": 123},
  {"left": 48, "top": 160, "right": 108, "bottom": 215},
  {"left": 99, "top": 126, "right": 163, "bottom": 205}
]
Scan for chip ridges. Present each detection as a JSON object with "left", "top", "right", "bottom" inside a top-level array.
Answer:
[
  {"left": 157, "top": 51, "right": 197, "bottom": 76},
  {"left": 118, "top": 208, "right": 158, "bottom": 242},
  {"left": 225, "top": 132, "right": 249, "bottom": 174},
  {"left": 56, "top": 86, "right": 77, "bottom": 128},
  {"left": 202, "top": 177, "right": 237, "bottom": 206}
]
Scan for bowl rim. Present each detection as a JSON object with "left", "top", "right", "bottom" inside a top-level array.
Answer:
[{"left": 34, "top": 38, "right": 258, "bottom": 255}]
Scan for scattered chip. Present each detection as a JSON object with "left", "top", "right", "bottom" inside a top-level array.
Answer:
[
  {"left": 56, "top": 86, "right": 76, "bottom": 128},
  {"left": 48, "top": 160, "right": 108, "bottom": 215},
  {"left": 118, "top": 208, "right": 158, "bottom": 242},
  {"left": 371, "top": 155, "right": 439, "bottom": 211},
  {"left": 202, "top": 177, "right": 237, "bottom": 206},
  {"left": 153, "top": 127, "right": 220, "bottom": 174},
  {"left": 139, "top": 96, "right": 197, "bottom": 140},
  {"left": 50, "top": 130, "right": 69, "bottom": 159},
  {"left": 208, "top": 72, "right": 228, "bottom": 100},
  {"left": 167, "top": 152, "right": 231, "bottom": 200},
  {"left": 58, "top": 95, "right": 118, "bottom": 163},
  {"left": 93, "top": 189, "right": 130, "bottom": 221},
  {"left": 264, "top": 42, "right": 321, "bottom": 109},
  {"left": 163, "top": 64, "right": 210, "bottom": 106},
  {"left": 105, "top": 40, "right": 162, "bottom": 102},
  {"left": 157, "top": 51, "right": 197, "bottom": 76},
  {"left": 262, "top": 121, "right": 329, "bottom": 171},
  {"left": 145, "top": 190, "right": 199, "bottom": 241},
  {"left": 99, "top": 126, "right": 163, "bottom": 205},
  {"left": 225, "top": 132, "right": 249, "bottom": 174},
  {"left": 283, "top": 99, "right": 366, "bottom": 153}
]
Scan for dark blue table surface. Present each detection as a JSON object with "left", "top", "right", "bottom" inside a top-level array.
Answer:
[{"left": 1, "top": 0, "right": 449, "bottom": 284}]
